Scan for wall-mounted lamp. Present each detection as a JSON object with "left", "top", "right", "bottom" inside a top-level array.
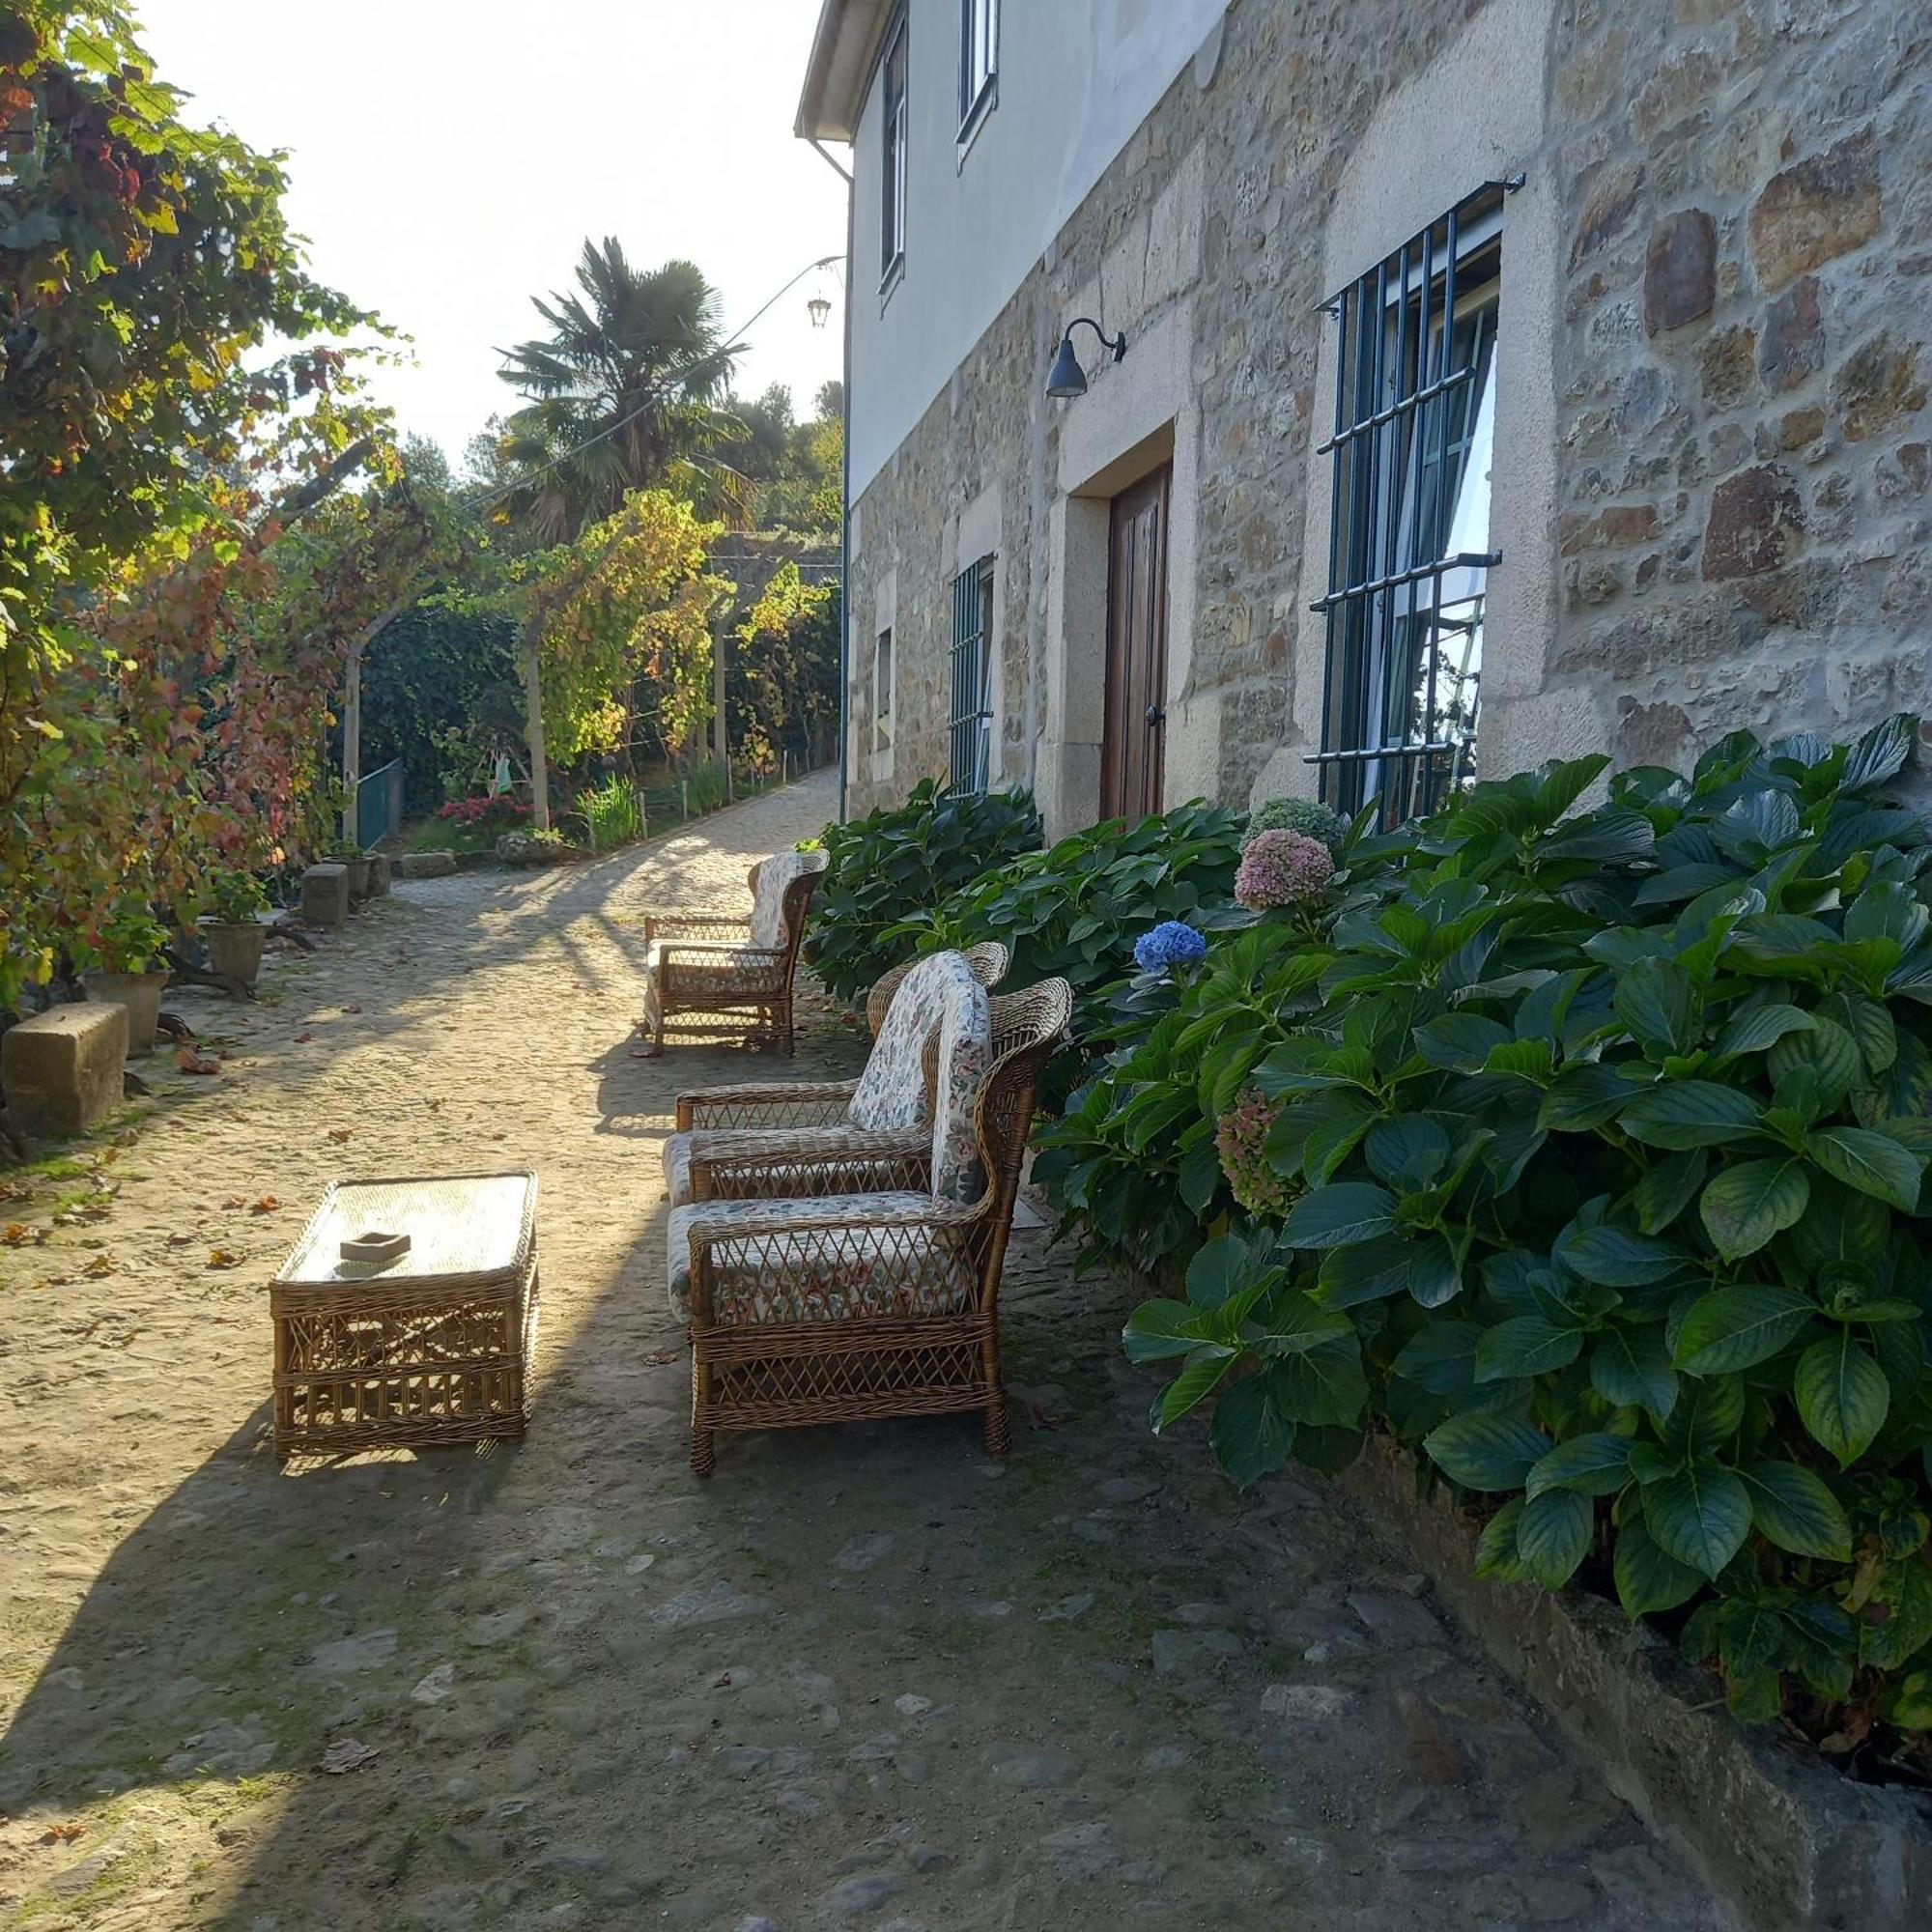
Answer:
[
  {"left": 807, "top": 293, "right": 833, "bottom": 329},
  {"left": 1045, "top": 317, "right": 1127, "bottom": 399}
]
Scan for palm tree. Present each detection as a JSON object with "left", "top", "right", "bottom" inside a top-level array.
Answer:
[{"left": 494, "top": 242, "right": 746, "bottom": 541}]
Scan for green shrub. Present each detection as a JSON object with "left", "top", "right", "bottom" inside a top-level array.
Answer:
[
  {"left": 1046, "top": 718, "right": 1932, "bottom": 1768},
  {"left": 1246, "top": 795, "right": 1350, "bottom": 852},
  {"left": 903, "top": 800, "right": 1249, "bottom": 1049},
  {"left": 684, "top": 760, "right": 729, "bottom": 816},
  {"left": 578, "top": 776, "right": 646, "bottom": 852},
  {"left": 202, "top": 870, "right": 270, "bottom": 923},
  {"left": 804, "top": 781, "right": 1041, "bottom": 1002}
]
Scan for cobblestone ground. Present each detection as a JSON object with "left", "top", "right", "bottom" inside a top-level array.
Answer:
[{"left": 0, "top": 772, "right": 1732, "bottom": 1930}]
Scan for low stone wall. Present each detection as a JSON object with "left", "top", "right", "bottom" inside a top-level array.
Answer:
[{"left": 1336, "top": 1434, "right": 1932, "bottom": 1931}]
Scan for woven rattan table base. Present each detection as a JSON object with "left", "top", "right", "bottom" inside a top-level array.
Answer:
[{"left": 272, "top": 1255, "right": 540, "bottom": 1457}]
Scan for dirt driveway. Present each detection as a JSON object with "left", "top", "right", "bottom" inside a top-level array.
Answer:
[{"left": 0, "top": 772, "right": 1728, "bottom": 1930}]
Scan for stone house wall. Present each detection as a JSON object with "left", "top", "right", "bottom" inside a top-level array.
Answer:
[{"left": 843, "top": 0, "right": 1932, "bottom": 834}]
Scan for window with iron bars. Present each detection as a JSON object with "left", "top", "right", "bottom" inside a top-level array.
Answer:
[
  {"left": 948, "top": 556, "right": 994, "bottom": 796},
  {"left": 1310, "top": 178, "right": 1517, "bottom": 830}
]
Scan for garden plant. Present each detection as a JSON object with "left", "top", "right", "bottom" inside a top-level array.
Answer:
[
  {"left": 1036, "top": 720, "right": 1932, "bottom": 1776},
  {"left": 804, "top": 781, "right": 1041, "bottom": 1003}
]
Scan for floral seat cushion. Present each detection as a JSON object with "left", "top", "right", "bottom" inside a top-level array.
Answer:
[{"left": 666, "top": 1193, "right": 974, "bottom": 1323}]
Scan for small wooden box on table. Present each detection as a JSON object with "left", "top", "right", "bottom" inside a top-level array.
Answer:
[{"left": 271, "top": 1172, "right": 539, "bottom": 1458}]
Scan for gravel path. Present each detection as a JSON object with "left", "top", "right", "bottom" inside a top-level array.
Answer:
[{"left": 0, "top": 770, "right": 1730, "bottom": 1930}]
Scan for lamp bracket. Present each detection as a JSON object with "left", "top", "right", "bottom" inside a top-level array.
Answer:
[{"left": 1063, "top": 316, "right": 1127, "bottom": 362}]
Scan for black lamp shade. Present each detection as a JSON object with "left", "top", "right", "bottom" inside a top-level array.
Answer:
[{"left": 1045, "top": 333, "right": 1088, "bottom": 399}]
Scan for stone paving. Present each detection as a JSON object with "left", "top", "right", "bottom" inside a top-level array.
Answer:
[{"left": 0, "top": 772, "right": 1732, "bottom": 1929}]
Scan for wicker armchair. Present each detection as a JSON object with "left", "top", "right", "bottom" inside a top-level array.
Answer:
[
  {"left": 865, "top": 940, "right": 1010, "bottom": 1036},
  {"left": 661, "top": 946, "right": 1011, "bottom": 1208},
  {"left": 666, "top": 978, "right": 1072, "bottom": 1476},
  {"left": 639, "top": 848, "right": 828, "bottom": 1057}
]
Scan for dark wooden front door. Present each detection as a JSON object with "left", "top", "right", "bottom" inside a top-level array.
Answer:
[{"left": 1102, "top": 465, "right": 1171, "bottom": 821}]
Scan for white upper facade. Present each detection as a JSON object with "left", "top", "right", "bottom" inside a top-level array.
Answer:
[{"left": 799, "top": 0, "right": 1233, "bottom": 497}]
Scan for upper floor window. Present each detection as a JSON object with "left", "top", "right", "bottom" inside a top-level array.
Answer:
[
  {"left": 881, "top": 14, "right": 908, "bottom": 286},
  {"left": 1311, "top": 180, "right": 1511, "bottom": 831},
  {"left": 959, "top": 0, "right": 998, "bottom": 138}
]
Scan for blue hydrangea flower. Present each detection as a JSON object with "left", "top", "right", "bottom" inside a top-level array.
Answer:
[{"left": 1133, "top": 920, "right": 1208, "bottom": 975}]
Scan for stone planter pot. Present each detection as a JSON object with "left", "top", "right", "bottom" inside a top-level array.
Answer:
[
  {"left": 344, "top": 855, "right": 373, "bottom": 901},
  {"left": 82, "top": 969, "right": 170, "bottom": 1056},
  {"left": 199, "top": 919, "right": 268, "bottom": 990}
]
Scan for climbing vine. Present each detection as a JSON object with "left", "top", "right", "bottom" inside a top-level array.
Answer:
[{"left": 519, "top": 489, "right": 728, "bottom": 764}]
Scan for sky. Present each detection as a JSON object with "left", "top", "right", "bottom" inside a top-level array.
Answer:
[{"left": 133, "top": 0, "right": 851, "bottom": 469}]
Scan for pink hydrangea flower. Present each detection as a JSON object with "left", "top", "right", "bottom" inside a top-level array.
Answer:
[
  {"left": 1234, "top": 828, "right": 1334, "bottom": 910},
  {"left": 1214, "top": 1087, "right": 1293, "bottom": 1217}
]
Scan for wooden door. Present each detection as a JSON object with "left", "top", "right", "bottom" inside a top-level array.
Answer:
[{"left": 1101, "top": 465, "right": 1172, "bottom": 820}]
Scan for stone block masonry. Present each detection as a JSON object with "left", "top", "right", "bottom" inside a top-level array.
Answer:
[
  {"left": 844, "top": 0, "right": 1932, "bottom": 823},
  {"left": 299, "top": 864, "right": 350, "bottom": 927},
  {"left": 4, "top": 1003, "right": 128, "bottom": 1138}
]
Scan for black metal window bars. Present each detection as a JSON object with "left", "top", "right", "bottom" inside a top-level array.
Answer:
[
  {"left": 1309, "top": 176, "right": 1521, "bottom": 829},
  {"left": 949, "top": 556, "right": 994, "bottom": 796}
]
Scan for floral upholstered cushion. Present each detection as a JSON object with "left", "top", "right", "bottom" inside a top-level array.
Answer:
[
  {"left": 667, "top": 1192, "right": 975, "bottom": 1322},
  {"left": 929, "top": 979, "right": 992, "bottom": 1203},
  {"left": 848, "top": 952, "right": 980, "bottom": 1132},
  {"left": 662, "top": 1131, "right": 694, "bottom": 1205},
  {"left": 747, "top": 848, "right": 827, "bottom": 949}
]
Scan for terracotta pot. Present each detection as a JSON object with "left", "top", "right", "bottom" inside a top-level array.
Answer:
[
  {"left": 82, "top": 969, "right": 170, "bottom": 1055},
  {"left": 199, "top": 919, "right": 269, "bottom": 989}
]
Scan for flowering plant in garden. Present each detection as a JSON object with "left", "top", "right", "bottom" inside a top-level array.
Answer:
[
  {"left": 1042, "top": 719, "right": 1932, "bottom": 1773},
  {"left": 1133, "top": 920, "right": 1208, "bottom": 976},
  {"left": 1234, "top": 829, "right": 1335, "bottom": 909},
  {"left": 1245, "top": 796, "right": 1350, "bottom": 854},
  {"left": 437, "top": 795, "right": 531, "bottom": 828},
  {"left": 1213, "top": 1088, "right": 1293, "bottom": 1216}
]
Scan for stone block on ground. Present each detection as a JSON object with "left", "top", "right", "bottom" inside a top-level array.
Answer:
[
  {"left": 397, "top": 851, "right": 458, "bottom": 879},
  {"left": 300, "top": 864, "right": 350, "bottom": 926},
  {"left": 365, "top": 854, "right": 392, "bottom": 896},
  {"left": 3, "top": 1003, "right": 128, "bottom": 1138}
]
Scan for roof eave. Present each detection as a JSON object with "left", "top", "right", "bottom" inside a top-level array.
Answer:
[{"left": 794, "top": 0, "right": 892, "bottom": 143}]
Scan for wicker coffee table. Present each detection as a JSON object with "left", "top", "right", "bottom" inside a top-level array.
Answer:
[{"left": 271, "top": 1171, "right": 539, "bottom": 1457}]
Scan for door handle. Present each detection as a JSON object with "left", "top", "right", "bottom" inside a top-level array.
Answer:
[{"left": 1145, "top": 705, "right": 1165, "bottom": 727}]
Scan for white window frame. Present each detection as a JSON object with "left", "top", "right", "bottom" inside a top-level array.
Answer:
[
  {"left": 880, "top": 11, "right": 909, "bottom": 294},
  {"left": 958, "top": 0, "right": 998, "bottom": 150}
]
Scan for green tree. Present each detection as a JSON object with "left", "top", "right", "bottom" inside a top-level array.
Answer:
[
  {"left": 0, "top": 2, "right": 396, "bottom": 1004},
  {"left": 493, "top": 242, "right": 744, "bottom": 541}
]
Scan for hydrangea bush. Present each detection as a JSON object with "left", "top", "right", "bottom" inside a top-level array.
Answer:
[
  {"left": 1246, "top": 795, "right": 1350, "bottom": 853},
  {"left": 803, "top": 781, "right": 1042, "bottom": 1002},
  {"left": 1215, "top": 1088, "right": 1293, "bottom": 1216},
  {"left": 1235, "top": 828, "right": 1335, "bottom": 909},
  {"left": 1133, "top": 920, "right": 1208, "bottom": 975},
  {"left": 1042, "top": 718, "right": 1932, "bottom": 1774}
]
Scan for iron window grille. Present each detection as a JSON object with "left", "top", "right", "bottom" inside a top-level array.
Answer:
[
  {"left": 1309, "top": 177, "right": 1520, "bottom": 830},
  {"left": 949, "top": 556, "right": 994, "bottom": 796},
  {"left": 874, "top": 627, "right": 894, "bottom": 749},
  {"left": 959, "top": 0, "right": 998, "bottom": 137},
  {"left": 881, "top": 13, "right": 909, "bottom": 287}
]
